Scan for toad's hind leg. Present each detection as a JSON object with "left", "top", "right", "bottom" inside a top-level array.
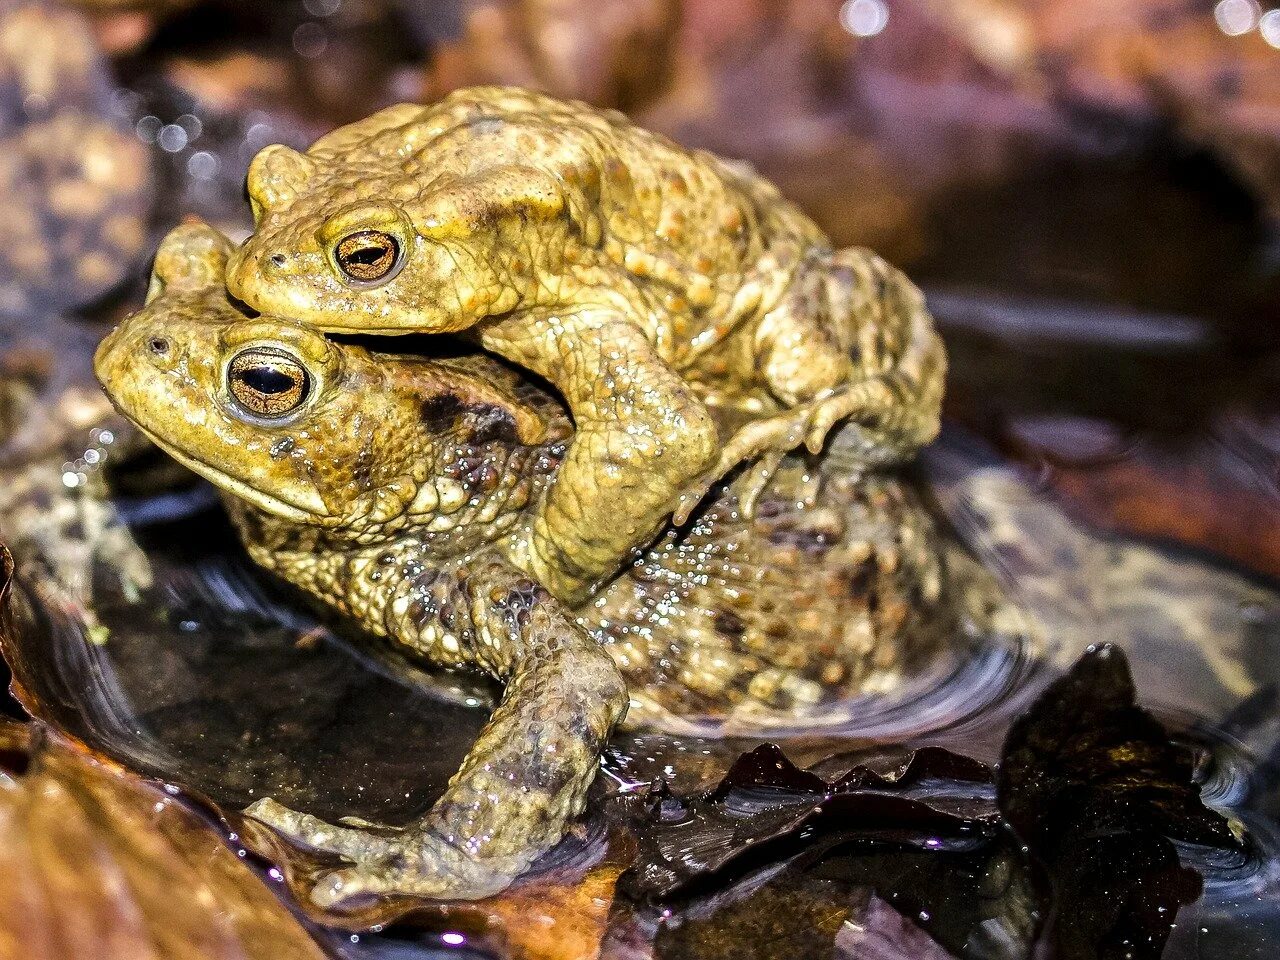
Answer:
[
  {"left": 752, "top": 247, "right": 945, "bottom": 466},
  {"left": 677, "top": 250, "right": 945, "bottom": 522}
]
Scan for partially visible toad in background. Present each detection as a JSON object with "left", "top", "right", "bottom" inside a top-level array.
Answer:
[
  {"left": 95, "top": 221, "right": 1009, "bottom": 908},
  {"left": 225, "top": 86, "right": 945, "bottom": 605}
]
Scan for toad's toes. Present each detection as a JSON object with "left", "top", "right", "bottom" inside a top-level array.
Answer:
[{"left": 247, "top": 797, "right": 525, "bottom": 906}]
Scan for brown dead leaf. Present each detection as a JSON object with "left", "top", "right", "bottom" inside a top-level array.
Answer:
[
  {"left": 0, "top": 721, "right": 327, "bottom": 960},
  {"left": 481, "top": 832, "right": 634, "bottom": 960}
]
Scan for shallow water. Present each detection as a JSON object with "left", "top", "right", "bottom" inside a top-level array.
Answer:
[
  {"left": 5, "top": 359, "right": 1280, "bottom": 957},
  {"left": 3, "top": 243, "right": 1278, "bottom": 960},
  {"left": 4, "top": 175, "right": 1280, "bottom": 952}
]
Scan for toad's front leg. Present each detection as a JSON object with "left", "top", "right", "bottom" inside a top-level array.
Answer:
[
  {"left": 486, "top": 312, "right": 720, "bottom": 604},
  {"left": 245, "top": 553, "right": 627, "bottom": 907}
]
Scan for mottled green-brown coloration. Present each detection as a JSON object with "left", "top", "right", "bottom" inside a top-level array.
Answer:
[
  {"left": 226, "top": 86, "right": 945, "bottom": 603},
  {"left": 96, "top": 223, "right": 994, "bottom": 908}
]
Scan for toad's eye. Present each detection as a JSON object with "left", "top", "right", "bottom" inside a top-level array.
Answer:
[
  {"left": 334, "top": 230, "right": 401, "bottom": 284},
  {"left": 227, "top": 348, "right": 310, "bottom": 418}
]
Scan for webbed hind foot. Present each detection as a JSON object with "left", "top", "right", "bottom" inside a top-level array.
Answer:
[{"left": 675, "top": 380, "right": 916, "bottom": 524}]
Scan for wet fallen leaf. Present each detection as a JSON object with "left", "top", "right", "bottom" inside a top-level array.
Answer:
[
  {"left": 0, "top": 719, "right": 327, "bottom": 960},
  {"left": 998, "top": 643, "right": 1243, "bottom": 960},
  {"left": 613, "top": 836, "right": 1038, "bottom": 960},
  {"left": 475, "top": 831, "right": 636, "bottom": 960},
  {"left": 624, "top": 742, "right": 999, "bottom": 899}
]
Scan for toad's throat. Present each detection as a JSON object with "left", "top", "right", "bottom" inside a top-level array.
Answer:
[{"left": 130, "top": 423, "right": 328, "bottom": 522}]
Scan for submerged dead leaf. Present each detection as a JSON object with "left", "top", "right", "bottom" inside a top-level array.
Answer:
[
  {"left": 998, "top": 643, "right": 1243, "bottom": 960},
  {"left": 625, "top": 742, "right": 999, "bottom": 899},
  {"left": 650, "top": 885, "right": 960, "bottom": 960},
  {"left": 478, "top": 831, "right": 636, "bottom": 960},
  {"left": 0, "top": 720, "right": 326, "bottom": 960}
]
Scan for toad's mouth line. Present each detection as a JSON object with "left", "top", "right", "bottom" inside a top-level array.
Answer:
[{"left": 130, "top": 423, "right": 325, "bottom": 523}]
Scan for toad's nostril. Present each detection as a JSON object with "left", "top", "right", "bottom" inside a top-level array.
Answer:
[
  {"left": 148, "top": 336, "right": 170, "bottom": 356},
  {"left": 270, "top": 253, "right": 287, "bottom": 267}
]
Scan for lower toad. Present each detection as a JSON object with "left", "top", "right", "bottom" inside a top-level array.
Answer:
[{"left": 94, "top": 223, "right": 1013, "bottom": 906}]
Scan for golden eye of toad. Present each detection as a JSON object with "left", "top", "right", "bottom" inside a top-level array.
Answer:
[
  {"left": 335, "top": 230, "right": 400, "bottom": 283},
  {"left": 228, "top": 349, "right": 310, "bottom": 418}
]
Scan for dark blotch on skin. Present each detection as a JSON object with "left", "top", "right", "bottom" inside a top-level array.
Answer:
[
  {"left": 713, "top": 609, "right": 746, "bottom": 637},
  {"left": 847, "top": 561, "right": 873, "bottom": 598},
  {"left": 766, "top": 521, "right": 834, "bottom": 555},
  {"left": 754, "top": 497, "right": 786, "bottom": 519},
  {"left": 420, "top": 394, "right": 466, "bottom": 433},
  {"left": 534, "top": 445, "right": 567, "bottom": 475},
  {"left": 494, "top": 578, "right": 549, "bottom": 629},
  {"left": 467, "top": 404, "right": 520, "bottom": 446},
  {"left": 462, "top": 461, "right": 499, "bottom": 494}
]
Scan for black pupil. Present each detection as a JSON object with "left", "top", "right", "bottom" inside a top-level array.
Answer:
[
  {"left": 348, "top": 244, "right": 387, "bottom": 265},
  {"left": 239, "top": 366, "right": 296, "bottom": 395}
]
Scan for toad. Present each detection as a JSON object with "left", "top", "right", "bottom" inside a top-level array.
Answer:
[
  {"left": 226, "top": 87, "right": 945, "bottom": 603},
  {"left": 96, "top": 222, "right": 998, "bottom": 907}
]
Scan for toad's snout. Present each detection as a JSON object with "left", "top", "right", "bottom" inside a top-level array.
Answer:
[
  {"left": 94, "top": 313, "right": 184, "bottom": 424},
  {"left": 93, "top": 324, "right": 128, "bottom": 399}
]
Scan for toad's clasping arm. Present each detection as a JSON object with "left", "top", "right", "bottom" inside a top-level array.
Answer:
[{"left": 487, "top": 310, "right": 720, "bottom": 604}]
